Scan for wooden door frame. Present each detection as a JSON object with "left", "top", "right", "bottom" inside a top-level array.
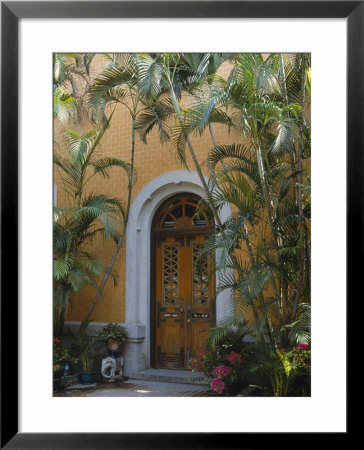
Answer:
[
  {"left": 150, "top": 194, "right": 215, "bottom": 369},
  {"left": 124, "top": 170, "right": 232, "bottom": 375}
]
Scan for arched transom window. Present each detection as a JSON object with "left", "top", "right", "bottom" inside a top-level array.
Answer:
[{"left": 154, "top": 193, "right": 213, "bottom": 231}]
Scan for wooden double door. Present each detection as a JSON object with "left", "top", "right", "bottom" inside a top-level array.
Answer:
[{"left": 154, "top": 233, "right": 215, "bottom": 369}]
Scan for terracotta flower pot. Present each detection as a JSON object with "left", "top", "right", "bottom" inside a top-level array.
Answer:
[{"left": 108, "top": 339, "right": 120, "bottom": 351}]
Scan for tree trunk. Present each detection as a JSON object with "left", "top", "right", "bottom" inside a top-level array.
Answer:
[{"left": 54, "top": 284, "right": 70, "bottom": 336}]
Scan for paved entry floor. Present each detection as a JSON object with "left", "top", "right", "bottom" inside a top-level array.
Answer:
[{"left": 54, "top": 379, "right": 209, "bottom": 397}]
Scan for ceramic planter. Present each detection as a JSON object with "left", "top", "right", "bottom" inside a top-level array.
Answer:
[
  {"left": 80, "top": 371, "right": 96, "bottom": 384},
  {"left": 108, "top": 349, "right": 120, "bottom": 358}
]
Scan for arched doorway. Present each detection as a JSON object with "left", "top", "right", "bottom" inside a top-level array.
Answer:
[{"left": 151, "top": 193, "right": 216, "bottom": 370}]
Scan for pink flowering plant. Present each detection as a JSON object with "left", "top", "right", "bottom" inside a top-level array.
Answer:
[
  {"left": 291, "top": 344, "right": 310, "bottom": 371},
  {"left": 190, "top": 351, "right": 206, "bottom": 372},
  {"left": 189, "top": 324, "right": 250, "bottom": 395},
  {"left": 210, "top": 378, "right": 225, "bottom": 394},
  {"left": 213, "top": 364, "right": 230, "bottom": 378},
  {"left": 190, "top": 348, "right": 246, "bottom": 395},
  {"left": 53, "top": 337, "right": 78, "bottom": 379},
  {"left": 278, "top": 344, "right": 310, "bottom": 374}
]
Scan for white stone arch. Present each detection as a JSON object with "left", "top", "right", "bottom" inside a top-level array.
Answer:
[{"left": 123, "top": 170, "right": 232, "bottom": 376}]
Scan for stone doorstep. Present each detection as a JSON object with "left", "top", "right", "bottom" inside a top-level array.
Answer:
[{"left": 129, "top": 368, "right": 208, "bottom": 386}]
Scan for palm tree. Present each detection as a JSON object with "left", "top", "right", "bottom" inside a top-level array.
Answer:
[
  {"left": 203, "top": 53, "right": 311, "bottom": 344},
  {"left": 53, "top": 119, "right": 133, "bottom": 335},
  {"left": 53, "top": 201, "right": 120, "bottom": 336},
  {"left": 81, "top": 53, "right": 173, "bottom": 324}
]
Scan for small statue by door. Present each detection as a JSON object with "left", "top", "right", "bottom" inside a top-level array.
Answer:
[{"left": 101, "top": 356, "right": 123, "bottom": 382}]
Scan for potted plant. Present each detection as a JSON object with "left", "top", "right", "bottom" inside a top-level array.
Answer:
[
  {"left": 67, "top": 322, "right": 101, "bottom": 385},
  {"left": 78, "top": 335, "right": 100, "bottom": 384},
  {"left": 53, "top": 337, "right": 78, "bottom": 391},
  {"left": 98, "top": 323, "right": 128, "bottom": 355}
]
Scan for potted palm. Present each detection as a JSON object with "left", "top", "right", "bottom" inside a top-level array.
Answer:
[
  {"left": 98, "top": 323, "right": 128, "bottom": 356},
  {"left": 78, "top": 335, "right": 100, "bottom": 384},
  {"left": 68, "top": 322, "right": 101, "bottom": 385}
]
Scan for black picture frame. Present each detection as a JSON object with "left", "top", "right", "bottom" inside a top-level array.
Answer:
[{"left": 1, "top": 1, "right": 355, "bottom": 448}]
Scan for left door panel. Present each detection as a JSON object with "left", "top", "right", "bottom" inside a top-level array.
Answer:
[{"left": 155, "top": 236, "right": 185, "bottom": 369}]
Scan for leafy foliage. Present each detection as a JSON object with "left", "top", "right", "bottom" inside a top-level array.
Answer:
[
  {"left": 53, "top": 337, "right": 78, "bottom": 378},
  {"left": 53, "top": 53, "right": 96, "bottom": 124},
  {"left": 53, "top": 120, "right": 132, "bottom": 335},
  {"left": 66, "top": 321, "right": 102, "bottom": 373},
  {"left": 248, "top": 343, "right": 311, "bottom": 396},
  {"left": 98, "top": 323, "right": 128, "bottom": 343}
]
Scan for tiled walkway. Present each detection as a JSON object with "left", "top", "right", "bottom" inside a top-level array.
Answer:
[{"left": 54, "top": 379, "right": 209, "bottom": 397}]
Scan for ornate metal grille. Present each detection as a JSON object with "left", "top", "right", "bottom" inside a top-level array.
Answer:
[
  {"left": 192, "top": 242, "right": 209, "bottom": 306},
  {"left": 162, "top": 243, "right": 179, "bottom": 306}
]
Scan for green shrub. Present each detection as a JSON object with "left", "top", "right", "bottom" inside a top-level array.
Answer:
[
  {"left": 53, "top": 337, "right": 78, "bottom": 379},
  {"left": 250, "top": 344, "right": 311, "bottom": 396},
  {"left": 98, "top": 323, "right": 128, "bottom": 343}
]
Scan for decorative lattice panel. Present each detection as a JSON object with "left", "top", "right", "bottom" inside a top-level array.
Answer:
[
  {"left": 192, "top": 242, "right": 209, "bottom": 306},
  {"left": 162, "top": 243, "right": 179, "bottom": 306}
]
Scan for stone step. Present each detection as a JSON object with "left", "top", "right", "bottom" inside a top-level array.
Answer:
[{"left": 129, "top": 368, "right": 208, "bottom": 385}]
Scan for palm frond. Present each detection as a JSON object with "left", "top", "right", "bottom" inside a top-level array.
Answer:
[
  {"left": 92, "top": 157, "right": 136, "bottom": 182},
  {"left": 136, "top": 53, "right": 164, "bottom": 100},
  {"left": 135, "top": 98, "right": 174, "bottom": 144}
]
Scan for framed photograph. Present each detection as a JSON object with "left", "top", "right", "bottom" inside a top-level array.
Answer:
[{"left": 1, "top": 1, "right": 356, "bottom": 448}]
